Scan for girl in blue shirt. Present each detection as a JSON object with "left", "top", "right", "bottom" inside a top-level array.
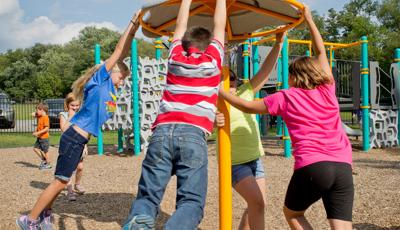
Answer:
[{"left": 17, "top": 10, "right": 141, "bottom": 230}]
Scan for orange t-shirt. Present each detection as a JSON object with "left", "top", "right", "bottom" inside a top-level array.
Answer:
[{"left": 37, "top": 115, "right": 50, "bottom": 139}]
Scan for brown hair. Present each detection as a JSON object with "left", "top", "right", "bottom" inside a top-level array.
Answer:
[
  {"left": 182, "top": 26, "right": 212, "bottom": 52},
  {"left": 72, "top": 61, "right": 129, "bottom": 102},
  {"left": 64, "top": 92, "right": 79, "bottom": 111},
  {"left": 289, "top": 57, "right": 333, "bottom": 90},
  {"left": 36, "top": 103, "right": 49, "bottom": 114}
]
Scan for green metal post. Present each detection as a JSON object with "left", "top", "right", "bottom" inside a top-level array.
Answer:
[
  {"left": 361, "top": 36, "right": 370, "bottom": 151},
  {"left": 117, "top": 128, "right": 123, "bottom": 153},
  {"left": 243, "top": 39, "right": 250, "bottom": 81},
  {"left": 394, "top": 48, "right": 400, "bottom": 144},
  {"left": 155, "top": 38, "right": 162, "bottom": 60},
  {"left": 132, "top": 40, "right": 141, "bottom": 155},
  {"left": 276, "top": 55, "right": 283, "bottom": 136},
  {"left": 95, "top": 44, "right": 104, "bottom": 156},
  {"left": 282, "top": 36, "right": 291, "bottom": 158},
  {"left": 251, "top": 38, "right": 264, "bottom": 135},
  {"left": 306, "top": 50, "right": 311, "bottom": 57}
]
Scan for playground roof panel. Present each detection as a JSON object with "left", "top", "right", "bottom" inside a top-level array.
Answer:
[{"left": 140, "top": 0, "right": 304, "bottom": 41}]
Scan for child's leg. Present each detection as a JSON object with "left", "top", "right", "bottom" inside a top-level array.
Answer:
[
  {"left": 74, "top": 161, "right": 84, "bottom": 186},
  {"left": 165, "top": 126, "right": 208, "bottom": 229},
  {"left": 33, "top": 148, "right": 45, "bottom": 161},
  {"left": 283, "top": 206, "right": 312, "bottom": 230},
  {"left": 123, "top": 126, "right": 174, "bottom": 229},
  {"left": 234, "top": 176, "right": 266, "bottom": 230},
  {"left": 29, "top": 179, "right": 67, "bottom": 220}
]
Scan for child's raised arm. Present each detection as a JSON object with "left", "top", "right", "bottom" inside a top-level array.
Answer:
[
  {"left": 172, "top": 0, "right": 192, "bottom": 41},
  {"left": 213, "top": 0, "right": 227, "bottom": 45},
  {"left": 106, "top": 9, "right": 141, "bottom": 71},
  {"left": 250, "top": 31, "right": 286, "bottom": 93},
  {"left": 304, "top": 6, "right": 333, "bottom": 80},
  {"left": 219, "top": 88, "right": 269, "bottom": 115}
]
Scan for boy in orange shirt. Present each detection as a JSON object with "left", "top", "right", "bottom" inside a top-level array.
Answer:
[{"left": 32, "top": 103, "right": 51, "bottom": 170}]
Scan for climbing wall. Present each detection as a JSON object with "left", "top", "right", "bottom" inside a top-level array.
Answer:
[
  {"left": 370, "top": 110, "right": 399, "bottom": 148},
  {"left": 104, "top": 57, "right": 167, "bottom": 150}
]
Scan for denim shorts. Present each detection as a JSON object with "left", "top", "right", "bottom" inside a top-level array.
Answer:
[
  {"left": 232, "top": 158, "right": 265, "bottom": 186},
  {"left": 34, "top": 138, "right": 49, "bottom": 153},
  {"left": 55, "top": 127, "right": 88, "bottom": 181}
]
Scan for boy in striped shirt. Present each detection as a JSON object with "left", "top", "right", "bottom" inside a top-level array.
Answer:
[{"left": 123, "top": 0, "right": 226, "bottom": 229}]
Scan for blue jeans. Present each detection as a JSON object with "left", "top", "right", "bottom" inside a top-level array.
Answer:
[
  {"left": 125, "top": 124, "right": 208, "bottom": 229},
  {"left": 231, "top": 158, "right": 265, "bottom": 186}
]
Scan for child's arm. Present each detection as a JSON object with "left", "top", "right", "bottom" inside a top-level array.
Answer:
[
  {"left": 219, "top": 89, "right": 269, "bottom": 115},
  {"left": 172, "top": 0, "right": 192, "bottom": 41},
  {"left": 33, "top": 127, "right": 49, "bottom": 137},
  {"left": 105, "top": 9, "right": 141, "bottom": 71},
  {"left": 59, "top": 114, "right": 67, "bottom": 132},
  {"left": 250, "top": 31, "right": 286, "bottom": 93},
  {"left": 304, "top": 6, "right": 333, "bottom": 81},
  {"left": 214, "top": 111, "right": 225, "bottom": 128},
  {"left": 213, "top": 0, "right": 227, "bottom": 45}
]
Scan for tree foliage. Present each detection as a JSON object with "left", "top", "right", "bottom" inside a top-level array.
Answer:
[{"left": 0, "top": 27, "right": 156, "bottom": 101}]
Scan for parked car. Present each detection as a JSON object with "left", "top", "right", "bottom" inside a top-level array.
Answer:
[
  {"left": 0, "top": 93, "right": 15, "bottom": 129},
  {"left": 44, "top": 98, "right": 64, "bottom": 128}
]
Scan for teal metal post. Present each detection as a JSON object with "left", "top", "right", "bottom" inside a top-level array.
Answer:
[
  {"left": 251, "top": 38, "right": 264, "bottom": 135},
  {"left": 132, "top": 40, "right": 141, "bottom": 155},
  {"left": 282, "top": 36, "right": 291, "bottom": 158},
  {"left": 243, "top": 39, "right": 250, "bottom": 81},
  {"left": 305, "top": 50, "right": 311, "bottom": 57},
  {"left": 117, "top": 127, "right": 123, "bottom": 153},
  {"left": 155, "top": 38, "right": 162, "bottom": 60},
  {"left": 395, "top": 48, "right": 400, "bottom": 144},
  {"left": 361, "top": 36, "right": 370, "bottom": 151},
  {"left": 95, "top": 44, "right": 104, "bottom": 156},
  {"left": 276, "top": 55, "right": 283, "bottom": 136}
]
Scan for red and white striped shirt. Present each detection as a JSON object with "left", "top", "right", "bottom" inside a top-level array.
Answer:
[{"left": 152, "top": 39, "right": 224, "bottom": 134}]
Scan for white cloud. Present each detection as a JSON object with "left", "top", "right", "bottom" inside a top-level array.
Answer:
[{"left": 0, "top": 0, "right": 119, "bottom": 52}]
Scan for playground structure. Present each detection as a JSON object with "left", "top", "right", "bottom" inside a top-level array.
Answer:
[{"left": 92, "top": 1, "right": 400, "bottom": 229}]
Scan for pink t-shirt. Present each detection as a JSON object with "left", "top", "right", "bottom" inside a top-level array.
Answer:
[{"left": 264, "top": 83, "right": 352, "bottom": 170}]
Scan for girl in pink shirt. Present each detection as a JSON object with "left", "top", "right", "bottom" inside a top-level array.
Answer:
[{"left": 219, "top": 6, "right": 353, "bottom": 230}]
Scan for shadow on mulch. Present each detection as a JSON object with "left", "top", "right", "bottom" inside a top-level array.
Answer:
[
  {"left": 25, "top": 180, "right": 174, "bottom": 229},
  {"left": 354, "top": 223, "right": 400, "bottom": 230},
  {"left": 354, "top": 158, "right": 400, "bottom": 170},
  {"left": 15, "top": 161, "right": 39, "bottom": 168}
]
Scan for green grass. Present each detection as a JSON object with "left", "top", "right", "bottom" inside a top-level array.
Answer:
[
  {"left": 14, "top": 103, "right": 36, "bottom": 120},
  {"left": 0, "top": 131, "right": 119, "bottom": 148}
]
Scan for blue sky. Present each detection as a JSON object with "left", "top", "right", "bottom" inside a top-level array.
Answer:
[{"left": 0, "top": 0, "right": 349, "bottom": 52}]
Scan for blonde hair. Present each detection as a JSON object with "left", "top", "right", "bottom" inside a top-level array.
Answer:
[
  {"left": 64, "top": 92, "right": 79, "bottom": 111},
  {"left": 71, "top": 61, "right": 129, "bottom": 102},
  {"left": 289, "top": 57, "right": 333, "bottom": 90}
]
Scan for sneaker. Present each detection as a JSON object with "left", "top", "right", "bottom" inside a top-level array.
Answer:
[
  {"left": 38, "top": 161, "right": 45, "bottom": 169},
  {"left": 74, "top": 184, "right": 86, "bottom": 195},
  {"left": 39, "top": 163, "right": 52, "bottom": 170},
  {"left": 39, "top": 209, "right": 54, "bottom": 230},
  {"left": 16, "top": 215, "right": 40, "bottom": 230},
  {"left": 122, "top": 214, "right": 155, "bottom": 230},
  {"left": 67, "top": 191, "right": 76, "bottom": 201}
]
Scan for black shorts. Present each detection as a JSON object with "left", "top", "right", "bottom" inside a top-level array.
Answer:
[
  {"left": 284, "top": 161, "right": 354, "bottom": 221},
  {"left": 34, "top": 138, "right": 49, "bottom": 153}
]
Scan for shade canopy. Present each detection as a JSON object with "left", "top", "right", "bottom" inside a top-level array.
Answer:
[{"left": 139, "top": 0, "right": 304, "bottom": 41}]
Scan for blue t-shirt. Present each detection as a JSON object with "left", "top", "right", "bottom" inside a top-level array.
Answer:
[{"left": 70, "top": 64, "right": 116, "bottom": 137}]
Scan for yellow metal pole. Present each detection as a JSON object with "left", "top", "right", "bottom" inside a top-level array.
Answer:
[{"left": 218, "top": 66, "right": 232, "bottom": 230}]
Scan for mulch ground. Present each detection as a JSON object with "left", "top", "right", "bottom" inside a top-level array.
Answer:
[{"left": 1, "top": 138, "right": 399, "bottom": 229}]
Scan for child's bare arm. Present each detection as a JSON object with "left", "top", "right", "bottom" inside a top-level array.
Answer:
[
  {"left": 219, "top": 89, "right": 268, "bottom": 115},
  {"left": 250, "top": 31, "right": 286, "bottom": 93},
  {"left": 106, "top": 9, "right": 141, "bottom": 71},
  {"left": 213, "top": 0, "right": 226, "bottom": 44},
  {"left": 303, "top": 6, "right": 332, "bottom": 80},
  {"left": 172, "top": 0, "right": 192, "bottom": 41}
]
